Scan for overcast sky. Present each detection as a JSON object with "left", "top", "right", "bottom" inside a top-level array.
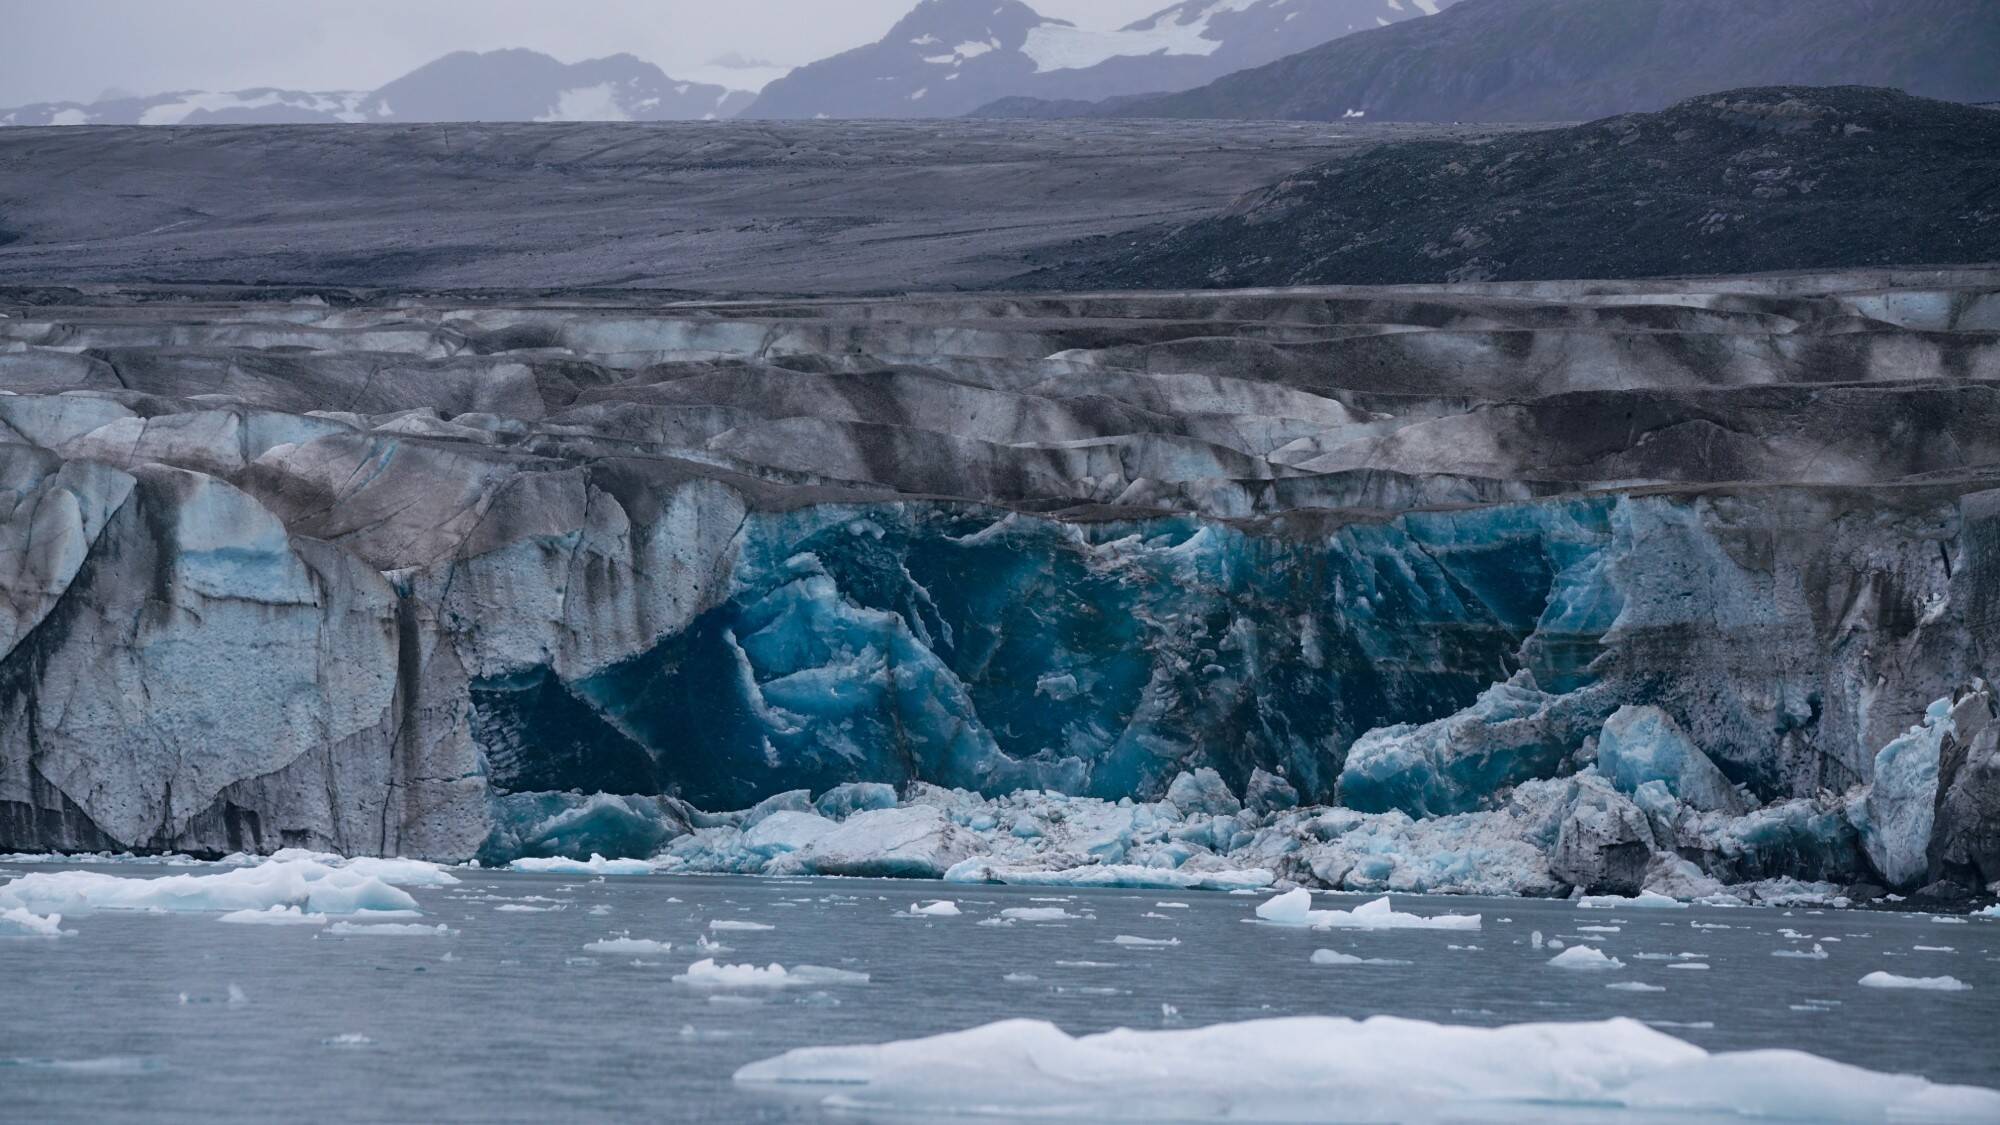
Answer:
[{"left": 0, "top": 0, "right": 1180, "bottom": 105}]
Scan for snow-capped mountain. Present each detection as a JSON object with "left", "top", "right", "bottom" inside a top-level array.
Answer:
[
  {"left": 0, "top": 89, "right": 371, "bottom": 127},
  {"left": 742, "top": 0, "right": 1457, "bottom": 119},
  {"left": 353, "top": 50, "right": 755, "bottom": 123},
  {"left": 0, "top": 50, "right": 755, "bottom": 127}
]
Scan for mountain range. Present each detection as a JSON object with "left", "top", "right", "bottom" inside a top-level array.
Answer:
[
  {"left": 0, "top": 49, "right": 754, "bottom": 127},
  {"left": 999, "top": 0, "right": 2000, "bottom": 121},
  {"left": 1, "top": 0, "right": 1454, "bottom": 126},
  {"left": 741, "top": 0, "right": 1456, "bottom": 120}
]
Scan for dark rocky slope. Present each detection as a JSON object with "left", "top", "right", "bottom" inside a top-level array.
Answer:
[
  {"left": 0, "top": 275, "right": 1995, "bottom": 901},
  {"left": 1043, "top": 87, "right": 2000, "bottom": 288},
  {"left": 1062, "top": 0, "right": 2000, "bottom": 122}
]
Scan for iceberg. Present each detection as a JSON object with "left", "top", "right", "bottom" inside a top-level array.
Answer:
[
  {"left": 906, "top": 900, "right": 961, "bottom": 917},
  {"left": 1858, "top": 972, "right": 1972, "bottom": 992},
  {"left": 0, "top": 858, "right": 421, "bottom": 918},
  {"left": 735, "top": 1015, "right": 2000, "bottom": 1122},
  {"left": 1549, "top": 945, "right": 1625, "bottom": 971},
  {"left": 1253, "top": 889, "right": 1481, "bottom": 931},
  {"left": 506, "top": 854, "right": 654, "bottom": 876},
  {"left": 217, "top": 905, "right": 329, "bottom": 926},
  {"left": 325, "top": 921, "right": 453, "bottom": 936},
  {"left": 673, "top": 958, "right": 870, "bottom": 989},
  {"left": 1578, "top": 890, "right": 1687, "bottom": 910},
  {"left": 0, "top": 906, "right": 67, "bottom": 937},
  {"left": 1310, "top": 949, "right": 1410, "bottom": 966},
  {"left": 1000, "top": 906, "right": 1082, "bottom": 922},
  {"left": 944, "top": 858, "right": 1273, "bottom": 892},
  {"left": 582, "top": 937, "right": 674, "bottom": 955}
]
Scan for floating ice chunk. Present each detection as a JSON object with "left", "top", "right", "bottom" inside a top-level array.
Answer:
[
  {"left": 944, "top": 859, "right": 1271, "bottom": 892},
  {"left": 494, "top": 903, "right": 565, "bottom": 913},
  {"left": 227, "top": 984, "right": 248, "bottom": 1006},
  {"left": 1254, "top": 890, "right": 1480, "bottom": 931},
  {"left": 1578, "top": 925, "right": 1622, "bottom": 933},
  {"left": 1974, "top": 904, "right": 1999, "bottom": 919},
  {"left": 710, "top": 920, "right": 775, "bottom": 932},
  {"left": 1773, "top": 944, "right": 1828, "bottom": 960},
  {"left": 906, "top": 901, "right": 961, "bottom": 917},
  {"left": 674, "top": 958, "right": 869, "bottom": 989},
  {"left": 507, "top": 854, "right": 653, "bottom": 876},
  {"left": 1549, "top": 946, "right": 1625, "bottom": 971},
  {"left": 321, "top": 1034, "right": 372, "bottom": 1048},
  {"left": 1310, "top": 949, "right": 1411, "bottom": 966},
  {"left": 0, "top": 859, "right": 419, "bottom": 917},
  {"left": 336, "top": 858, "right": 460, "bottom": 887},
  {"left": 1607, "top": 982, "right": 1666, "bottom": 992},
  {"left": 735, "top": 1014, "right": 2000, "bottom": 1121},
  {"left": 1666, "top": 963, "right": 1711, "bottom": 971},
  {"left": 1000, "top": 906, "right": 1081, "bottom": 922},
  {"left": 325, "top": 922, "right": 454, "bottom": 936},
  {"left": 1111, "top": 935, "right": 1180, "bottom": 947},
  {"left": 583, "top": 938, "right": 673, "bottom": 955},
  {"left": 1004, "top": 972, "right": 1039, "bottom": 983},
  {"left": 0, "top": 906, "right": 68, "bottom": 937},
  {"left": 1858, "top": 972, "right": 1971, "bottom": 992},
  {"left": 1578, "top": 891, "right": 1687, "bottom": 910},
  {"left": 1913, "top": 946, "right": 1955, "bottom": 952},
  {"left": 218, "top": 906, "right": 328, "bottom": 926},
  {"left": 1154, "top": 902, "right": 1190, "bottom": 909}
]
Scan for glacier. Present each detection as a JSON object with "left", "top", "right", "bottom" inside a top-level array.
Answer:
[{"left": 0, "top": 278, "right": 1995, "bottom": 906}]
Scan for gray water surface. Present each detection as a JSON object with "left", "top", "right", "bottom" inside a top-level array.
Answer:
[{"left": 3, "top": 865, "right": 1996, "bottom": 1123}]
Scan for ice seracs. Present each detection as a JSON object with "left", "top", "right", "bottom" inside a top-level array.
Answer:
[{"left": 734, "top": 1014, "right": 2000, "bottom": 1121}]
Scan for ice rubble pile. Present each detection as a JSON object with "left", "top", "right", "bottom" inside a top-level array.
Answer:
[
  {"left": 734, "top": 1015, "right": 2000, "bottom": 1122},
  {"left": 499, "top": 762, "right": 1891, "bottom": 904}
]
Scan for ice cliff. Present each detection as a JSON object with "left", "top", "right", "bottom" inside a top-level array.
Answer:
[{"left": 1, "top": 274, "right": 1996, "bottom": 900}]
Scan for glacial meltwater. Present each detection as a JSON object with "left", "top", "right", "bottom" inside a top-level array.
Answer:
[{"left": 2, "top": 861, "right": 1997, "bottom": 1123}]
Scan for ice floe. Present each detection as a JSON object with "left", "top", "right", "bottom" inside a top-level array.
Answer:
[
  {"left": 1253, "top": 890, "right": 1480, "bottom": 931},
  {"left": 1549, "top": 946, "right": 1625, "bottom": 971},
  {"left": 507, "top": 854, "right": 654, "bottom": 876},
  {"left": 905, "top": 900, "right": 961, "bottom": 917},
  {"left": 673, "top": 958, "right": 869, "bottom": 989},
  {"left": 1310, "top": 949, "right": 1411, "bottom": 966},
  {"left": 1000, "top": 906, "right": 1082, "bottom": 922},
  {"left": 582, "top": 937, "right": 673, "bottom": 955},
  {"left": 735, "top": 1014, "right": 2000, "bottom": 1121},
  {"left": 325, "top": 922, "right": 454, "bottom": 936},
  {"left": 0, "top": 906, "right": 68, "bottom": 938},
  {"left": 218, "top": 905, "right": 330, "bottom": 926},
  {"left": 0, "top": 857, "right": 423, "bottom": 919},
  {"left": 1858, "top": 972, "right": 1971, "bottom": 992},
  {"left": 1578, "top": 890, "right": 1687, "bottom": 910},
  {"left": 710, "top": 919, "right": 775, "bottom": 932},
  {"left": 1111, "top": 935, "right": 1180, "bottom": 947}
]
